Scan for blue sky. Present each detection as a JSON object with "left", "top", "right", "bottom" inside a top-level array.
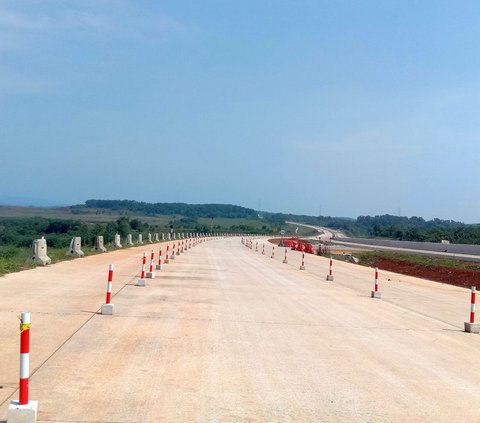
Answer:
[{"left": 1, "top": 1, "right": 479, "bottom": 222}]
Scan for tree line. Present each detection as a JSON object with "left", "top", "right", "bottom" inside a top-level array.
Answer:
[
  {"left": 263, "top": 212, "right": 480, "bottom": 244},
  {"left": 80, "top": 200, "right": 258, "bottom": 219}
]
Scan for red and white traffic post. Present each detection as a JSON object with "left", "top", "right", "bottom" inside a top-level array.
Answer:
[
  {"left": 262, "top": 244, "right": 265, "bottom": 255},
  {"left": 19, "top": 312, "right": 30, "bottom": 405},
  {"left": 326, "top": 257, "right": 334, "bottom": 281},
  {"left": 171, "top": 243, "right": 176, "bottom": 260},
  {"left": 146, "top": 249, "right": 156, "bottom": 278},
  {"left": 101, "top": 264, "right": 115, "bottom": 314},
  {"left": 165, "top": 245, "right": 170, "bottom": 263},
  {"left": 156, "top": 246, "right": 163, "bottom": 270},
  {"left": 255, "top": 241, "right": 258, "bottom": 252},
  {"left": 371, "top": 267, "right": 381, "bottom": 298},
  {"left": 300, "top": 253, "right": 306, "bottom": 270},
  {"left": 465, "top": 286, "right": 480, "bottom": 333},
  {"left": 137, "top": 252, "right": 147, "bottom": 286},
  {"left": 271, "top": 245, "right": 275, "bottom": 259},
  {"left": 283, "top": 248, "right": 288, "bottom": 264},
  {"left": 7, "top": 311, "right": 38, "bottom": 422}
]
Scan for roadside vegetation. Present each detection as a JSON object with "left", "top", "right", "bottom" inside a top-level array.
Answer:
[
  {"left": 0, "top": 204, "right": 277, "bottom": 276},
  {"left": 266, "top": 212, "right": 480, "bottom": 244},
  {"left": 3, "top": 199, "right": 480, "bottom": 278}
]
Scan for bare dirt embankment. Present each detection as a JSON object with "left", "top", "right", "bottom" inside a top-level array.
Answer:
[{"left": 359, "top": 254, "right": 480, "bottom": 288}]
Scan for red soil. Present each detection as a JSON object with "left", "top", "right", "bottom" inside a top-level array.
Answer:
[{"left": 368, "top": 257, "right": 480, "bottom": 288}]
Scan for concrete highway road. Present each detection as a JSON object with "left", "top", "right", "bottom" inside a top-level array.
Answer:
[{"left": 1, "top": 237, "right": 480, "bottom": 422}]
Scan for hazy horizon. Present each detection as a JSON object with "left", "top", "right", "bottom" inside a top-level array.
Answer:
[
  {"left": 2, "top": 1, "right": 480, "bottom": 223},
  {"left": 1, "top": 195, "right": 478, "bottom": 225}
]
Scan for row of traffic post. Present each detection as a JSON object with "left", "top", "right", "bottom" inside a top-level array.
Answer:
[
  {"left": 241, "top": 236, "right": 480, "bottom": 334},
  {"left": 7, "top": 233, "right": 228, "bottom": 422}
]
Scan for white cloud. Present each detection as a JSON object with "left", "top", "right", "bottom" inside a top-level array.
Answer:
[
  {"left": 0, "top": 1, "right": 187, "bottom": 95},
  {"left": 0, "top": 1, "right": 184, "bottom": 41}
]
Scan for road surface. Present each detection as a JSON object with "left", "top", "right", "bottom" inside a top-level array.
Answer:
[{"left": 1, "top": 237, "right": 480, "bottom": 422}]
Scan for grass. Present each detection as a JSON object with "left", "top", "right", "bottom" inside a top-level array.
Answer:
[
  {"left": 284, "top": 223, "right": 317, "bottom": 237},
  {"left": 0, "top": 242, "right": 149, "bottom": 277},
  {"left": 0, "top": 206, "right": 174, "bottom": 226},
  {"left": 0, "top": 207, "right": 274, "bottom": 277},
  {"left": 356, "top": 251, "right": 480, "bottom": 271}
]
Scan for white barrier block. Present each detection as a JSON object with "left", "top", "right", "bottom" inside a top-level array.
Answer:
[
  {"left": 66, "top": 237, "right": 84, "bottom": 257},
  {"left": 93, "top": 236, "right": 107, "bottom": 253},
  {"left": 138, "top": 234, "right": 144, "bottom": 244},
  {"left": 113, "top": 234, "right": 122, "bottom": 248},
  {"left": 26, "top": 238, "right": 51, "bottom": 266},
  {"left": 125, "top": 234, "right": 133, "bottom": 246}
]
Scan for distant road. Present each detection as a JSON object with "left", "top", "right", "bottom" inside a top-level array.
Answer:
[
  {"left": 333, "top": 237, "right": 480, "bottom": 262},
  {"left": 285, "top": 221, "right": 346, "bottom": 240},
  {"left": 286, "top": 221, "right": 480, "bottom": 262}
]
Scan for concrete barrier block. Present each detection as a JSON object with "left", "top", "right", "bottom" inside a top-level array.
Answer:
[
  {"left": 154, "top": 233, "right": 159, "bottom": 242},
  {"left": 371, "top": 291, "right": 382, "bottom": 299},
  {"left": 146, "top": 271, "right": 156, "bottom": 278},
  {"left": 7, "top": 400, "right": 38, "bottom": 423},
  {"left": 138, "top": 234, "right": 143, "bottom": 244},
  {"left": 125, "top": 234, "right": 133, "bottom": 246},
  {"left": 156, "top": 264, "right": 163, "bottom": 270},
  {"left": 26, "top": 238, "right": 51, "bottom": 266},
  {"left": 148, "top": 233, "right": 152, "bottom": 243},
  {"left": 66, "top": 237, "right": 84, "bottom": 257},
  {"left": 93, "top": 236, "right": 107, "bottom": 253},
  {"left": 326, "top": 275, "right": 334, "bottom": 281},
  {"left": 114, "top": 234, "right": 122, "bottom": 248},
  {"left": 137, "top": 279, "right": 146, "bottom": 287}
]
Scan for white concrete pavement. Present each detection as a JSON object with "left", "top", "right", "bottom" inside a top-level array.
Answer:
[{"left": 1, "top": 237, "right": 480, "bottom": 422}]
